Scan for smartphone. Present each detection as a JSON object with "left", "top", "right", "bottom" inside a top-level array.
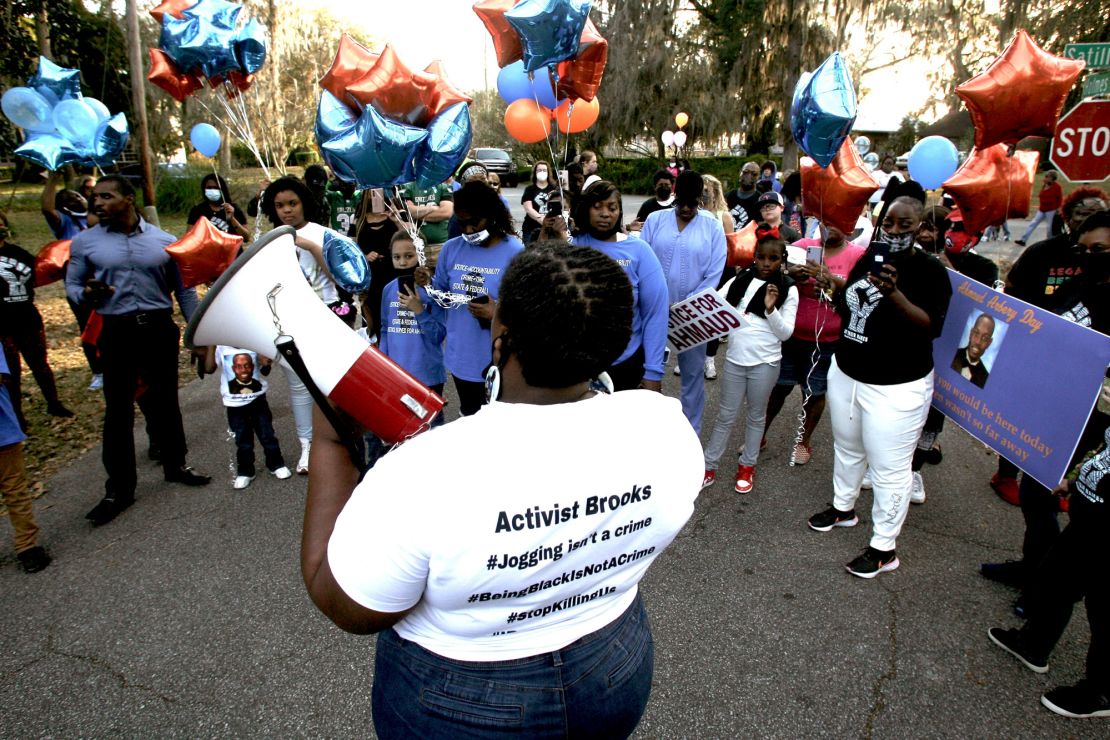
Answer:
[
  {"left": 398, "top": 274, "right": 415, "bottom": 296},
  {"left": 547, "top": 200, "right": 563, "bottom": 218},
  {"left": 870, "top": 240, "right": 890, "bottom": 276},
  {"left": 370, "top": 188, "right": 385, "bottom": 214},
  {"left": 470, "top": 293, "right": 492, "bottom": 329},
  {"left": 806, "top": 245, "right": 823, "bottom": 265}
]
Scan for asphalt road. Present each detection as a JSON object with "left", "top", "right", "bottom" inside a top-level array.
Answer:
[{"left": 2, "top": 208, "right": 1098, "bottom": 738}]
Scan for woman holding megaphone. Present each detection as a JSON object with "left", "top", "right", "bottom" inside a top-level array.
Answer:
[{"left": 301, "top": 243, "right": 703, "bottom": 739}]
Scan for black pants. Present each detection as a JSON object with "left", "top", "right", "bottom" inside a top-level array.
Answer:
[
  {"left": 1020, "top": 475, "right": 1060, "bottom": 575},
  {"left": 608, "top": 345, "right": 646, "bottom": 392},
  {"left": 98, "top": 312, "right": 188, "bottom": 498},
  {"left": 1020, "top": 494, "right": 1108, "bottom": 691},
  {"left": 226, "top": 397, "right": 284, "bottom": 477},
  {"left": 453, "top": 376, "right": 487, "bottom": 417},
  {"left": 1, "top": 306, "right": 61, "bottom": 426},
  {"left": 912, "top": 406, "right": 945, "bottom": 471}
]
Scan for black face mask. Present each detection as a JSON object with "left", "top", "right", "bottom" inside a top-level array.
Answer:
[
  {"left": 394, "top": 265, "right": 417, "bottom": 278},
  {"left": 655, "top": 185, "right": 672, "bottom": 201},
  {"left": 1085, "top": 251, "right": 1110, "bottom": 283}
]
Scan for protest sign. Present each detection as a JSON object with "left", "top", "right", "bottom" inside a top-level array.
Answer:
[{"left": 667, "top": 289, "right": 744, "bottom": 351}]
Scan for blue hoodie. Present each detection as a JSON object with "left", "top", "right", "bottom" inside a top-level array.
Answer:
[
  {"left": 432, "top": 234, "right": 524, "bottom": 382},
  {"left": 572, "top": 234, "right": 670, "bottom": 381},
  {"left": 378, "top": 280, "right": 447, "bottom": 387}
]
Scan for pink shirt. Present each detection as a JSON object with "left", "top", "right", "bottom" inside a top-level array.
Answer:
[{"left": 790, "top": 239, "right": 866, "bottom": 343}]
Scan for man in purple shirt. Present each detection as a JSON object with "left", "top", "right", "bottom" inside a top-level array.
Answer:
[
  {"left": 642, "top": 171, "right": 727, "bottom": 432},
  {"left": 65, "top": 175, "right": 210, "bottom": 526}
]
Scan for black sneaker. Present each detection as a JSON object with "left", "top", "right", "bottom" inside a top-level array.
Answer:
[
  {"left": 808, "top": 506, "right": 858, "bottom": 532},
  {"left": 1041, "top": 680, "right": 1110, "bottom": 718},
  {"left": 846, "top": 547, "right": 899, "bottom": 578},
  {"left": 980, "top": 560, "right": 1026, "bottom": 589},
  {"left": 987, "top": 627, "right": 1048, "bottom": 673},
  {"left": 85, "top": 495, "right": 134, "bottom": 527},
  {"left": 164, "top": 466, "right": 212, "bottom": 486},
  {"left": 17, "top": 546, "right": 51, "bottom": 574}
]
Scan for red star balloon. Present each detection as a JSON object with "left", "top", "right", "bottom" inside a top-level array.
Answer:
[
  {"left": 319, "top": 34, "right": 380, "bottom": 105},
  {"left": 149, "top": 0, "right": 193, "bottom": 22},
  {"left": 942, "top": 145, "right": 1039, "bottom": 237},
  {"left": 556, "top": 18, "right": 608, "bottom": 102},
  {"left": 423, "top": 61, "right": 474, "bottom": 119},
  {"left": 347, "top": 45, "right": 437, "bottom": 126},
  {"left": 147, "top": 48, "right": 204, "bottom": 102},
  {"left": 33, "top": 239, "right": 71, "bottom": 287},
  {"left": 165, "top": 217, "right": 243, "bottom": 289},
  {"left": 473, "top": 0, "right": 524, "bottom": 68},
  {"left": 726, "top": 221, "right": 758, "bottom": 268},
  {"left": 800, "top": 139, "right": 879, "bottom": 235},
  {"left": 957, "top": 30, "right": 1086, "bottom": 150}
]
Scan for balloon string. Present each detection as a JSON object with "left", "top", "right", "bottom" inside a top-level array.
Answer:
[{"left": 528, "top": 77, "right": 567, "bottom": 232}]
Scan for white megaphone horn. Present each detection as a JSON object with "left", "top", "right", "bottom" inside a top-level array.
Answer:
[{"left": 185, "top": 226, "right": 444, "bottom": 447}]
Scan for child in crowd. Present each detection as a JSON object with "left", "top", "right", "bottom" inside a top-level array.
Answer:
[
  {"left": 363, "top": 232, "right": 446, "bottom": 467},
  {"left": 205, "top": 347, "right": 291, "bottom": 490},
  {"left": 0, "top": 351, "right": 50, "bottom": 573},
  {"left": 702, "top": 229, "right": 799, "bottom": 494}
]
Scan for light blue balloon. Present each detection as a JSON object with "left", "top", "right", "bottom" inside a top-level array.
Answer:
[
  {"left": 161, "top": 14, "right": 240, "bottom": 80},
  {"left": 26, "top": 56, "right": 82, "bottom": 102},
  {"left": 182, "top": 0, "right": 242, "bottom": 31},
  {"left": 190, "top": 122, "right": 222, "bottom": 157},
  {"left": 92, "top": 113, "right": 130, "bottom": 167},
  {"left": 235, "top": 18, "right": 267, "bottom": 74},
  {"left": 322, "top": 230, "right": 371, "bottom": 293},
  {"left": 790, "top": 52, "right": 857, "bottom": 168},
  {"left": 52, "top": 99, "right": 99, "bottom": 146},
  {"left": 907, "top": 136, "right": 960, "bottom": 190},
  {"left": 497, "top": 61, "right": 559, "bottom": 108},
  {"left": 320, "top": 104, "right": 428, "bottom": 189},
  {"left": 505, "top": 0, "right": 591, "bottom": 73},
  {"left": 1, "top": 87, "right": 56, "bottom": 133},
  {"left": 415, "top": 103, "right": 473, "bottom": 189},
  {"left": 83, "top": 97, "right": 111, "bottom": 123},
  {"left": 314, "top": 91, "right": 360, "bottom": 183},
  {"left": 14, "top": 132, "right": 82, "bottom": 171}
]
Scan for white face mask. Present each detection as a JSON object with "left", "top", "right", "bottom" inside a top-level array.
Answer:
[
  {"left": 204, "top": 188, "right": 223, "bottom": 202},
  {"left": 462, "top": 230, "right": 490, "bottom": 245},
  {"left": 535, "top": 170, "right": 548, "bottom": 184}
]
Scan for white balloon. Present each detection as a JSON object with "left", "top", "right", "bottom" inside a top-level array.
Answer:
[
  {"left": 673, "top": 130, "right": 688, "bottom": 147},
  {"left": 854, "top": 135, "right": 872, "bottom": 155},
  {"left": 661, "top": 130, "right": 675, "bottom": 147}
]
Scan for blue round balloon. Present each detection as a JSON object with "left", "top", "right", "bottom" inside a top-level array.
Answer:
[
  {"left": 322, "top": 230, "right": 372, "bottom": 293},
  {"left": 505, "top": 0, "right": 591, "bottom": 73},
  {"left": 497, "top": 61, "right": 559, "bottom": 108},
  {"left": 415, "top": 103, "right": 473, "bottom": 189},
  {"left": 1, "top": 87, "right": 56, "bottom": 133},
  {"left": 52, "top": 99, "right": 99, "bottom": 146},
  {"left": 790, "top": 52, "right": 857, "bottom": 168},
  {"left": 190, "top": 122, "right": 222, "bottom": 157},
  {"left": 907, "top": 136, "right": 960, "bottom": 190}
]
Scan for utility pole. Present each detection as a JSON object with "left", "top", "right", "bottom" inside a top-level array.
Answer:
[{"left": 125, "top": 0, "right": 159, "bottom": 225}]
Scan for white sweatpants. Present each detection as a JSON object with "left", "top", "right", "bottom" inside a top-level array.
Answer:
[
  {"left": 280, "top": 361, "right": 314, "bottom": 441},
  {"left": 827, "top": 357, "right": 932, "bottom": 552}
]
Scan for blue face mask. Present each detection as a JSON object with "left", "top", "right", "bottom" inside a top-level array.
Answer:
[{"left": 204, "top": 188, "right": 223, "bottom": 202}]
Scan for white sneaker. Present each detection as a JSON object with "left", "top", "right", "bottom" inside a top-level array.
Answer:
[
  {"left": 673, "top": 365, "right": 681, "bottom": 376},
  {"left": 297, "top": 438, "right": 311, "bottom": 474},
  {"left": 704, "top": 357, "right": 717, "bottom": 379},
  {"left": 272, "top": 466, "right": 292, "bottom": 480},
  {"left": 861, "top": 472, "right": 873, "bottom": 489},
  {"left": 233, "top": 475, "right": 254, "bottom": 490},
  {"left": 88, "top": 373, "right": 104, "bottom": 391},
  {"left": 910, "top": 471, "right": 926, "bottom": 504}
]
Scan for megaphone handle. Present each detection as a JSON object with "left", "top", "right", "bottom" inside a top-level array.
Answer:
[{"left": 275, "top": 336, "right": 367, "bottom": 475}]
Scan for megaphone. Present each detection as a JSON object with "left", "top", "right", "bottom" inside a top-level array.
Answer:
[{"left": 185, "top": 226, "right": 444, "bottom": 446}]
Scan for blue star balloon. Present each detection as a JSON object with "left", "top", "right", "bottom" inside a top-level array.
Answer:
[
  {"left": 162, "top": 15, "right": 242, "bottom": 79},
  {"left": 322, "top": 230, "right": 372, "bottom": 293},
  {"left": 320, "top": 104, "right": 428, "bottom": 189},
  {"left": 414, "top": 103, "right": 473, "bottom": 189},
  {"left": 790, "top": 52, "right": 857, "bottom": 169},
  {"left": 26, "top": 56, "right": 82, "bottom": 103},
  {"left": 91, "top": 113, "right": 130, "bottom": 167},
  {"left": 182, "top": 0, "right": 242, "bottom": 31},
  {"left": 506, "top": 0, "right": 591, "bottom": 73},
  {"left": 235, "top": 18, "right": 267, "bottom": 74},
  {"left": 314, "top": 91, "right": 360, "bottom": 183},
  {"left": 14, "top": 132, "right": 82, "bottom": 171}
]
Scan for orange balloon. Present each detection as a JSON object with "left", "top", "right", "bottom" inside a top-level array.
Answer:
[
  {"left": 473, "top": 0, "right": 524, "bottom": 68},
  {"left": 942, "top": 145, "right": 1039, "bottom": 236},
  {"left": 320, "top": 34, "right": 380, "bottom": 105},
  {"left": 81, "top": 310, "right": 103, "bottom": 347},
  {"left": 800, "top": 139, "right": 880, "bottom": 235},
  {"left": 33, "top": 239, "right": 71, "bottom": 287},
  {"left": 505, "top": 99, "right": 552, "bottom": 143},
  {"left": 147, "top": 48, "right": 204, "bottom": 103},
  {"left": 423, "top": 60, "right": 475, "bottom": 118},
  {"left": 675, "top": 112, "right": 689, "bottom": 129},
  {"left": 149, "top": 0, "right": 192, "bottom": 22},
  {"left": 347, "top": 45, "right": 438, "bottom": 126},
  {"left": 554, "top": 97, "right": 599, "bottom": 134},
  {"left": 726, "top": 222, "right": 757, "bottom": 268},
  {"left": 164, "top": 217, "right": 244, "bottom": 289},
  {"left": 956, "top": 30, "right": 1086, "bottom": 150},
  {"left": 555, "top": 18, "right": 608, "bottom": 103}
]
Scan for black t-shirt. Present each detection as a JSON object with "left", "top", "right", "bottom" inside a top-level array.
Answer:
[
  {"left": 949, "top": 250, "right": 999, "bottom": 287},
  {"left": 0, "top": 243, "right": 37, "bottom": 320},
  {"left": 521, "top": 184, "right": 556, "bottom": 234},
  {"left": 835, "top": 247, "right": 952, "bottom": 384},
  {"left": 636, "top": 198, "right": 673, "bottom": 223},
  {"left": 187, "top": 202, "right": 248, "bottom": 234},
  {"left": 1005, "top": 234, "right": 1084, "bottom": 310},
  {"left": 725, "top": 189, "right": 761, "bottom": 230}
]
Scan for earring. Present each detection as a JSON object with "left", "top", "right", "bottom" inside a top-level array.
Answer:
[
  {"left": 591, "top": 371, "right": 615, "bottom": 395},
  {"left": 484, "top": 364, "right": 501, "bottom": 404}
]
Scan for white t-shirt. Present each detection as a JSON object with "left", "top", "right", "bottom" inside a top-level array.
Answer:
[
  {"left": 296, "top": 222, "right": 339, "bottom": 304},
  {"left": 328, "top": 390, "right": 703, "bottom": 661},
  {"left": 719, "top": 276, "right": 798, "bottom": 366},
  {"left": 868, "top": 170, "right": 903, "bottom": 204},
  {"left": 215, "top": 345, "right": 268, "bottom": 407}
]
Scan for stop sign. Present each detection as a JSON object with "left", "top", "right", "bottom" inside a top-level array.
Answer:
[{"left": 1050, "top": 100, "right": 1110, "bottom": 183}]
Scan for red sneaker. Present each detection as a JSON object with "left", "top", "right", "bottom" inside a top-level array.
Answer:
[
  {"left": 735, "top": 464, "right": 755, "bottom": 494},
  {"left": 990, "top": 474, "right": 1020, "bottom": 506},
  {"left": 702, "top": 470, "right": 716, "bottom": 490}
]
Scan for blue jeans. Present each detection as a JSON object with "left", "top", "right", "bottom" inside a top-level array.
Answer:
[
  {"left": 677, "top": 344, "right": 708, "bottom": 433},
  {"left": 226, "top": 397, "right": 284, "bottom": 477},
  {"left": 371, "top": 593, "right": 654, "bottom": 739}
]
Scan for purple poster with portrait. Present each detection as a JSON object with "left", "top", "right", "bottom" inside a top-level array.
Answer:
[{"left": 932, "top": 270, "right": 1110, "bottom": 488}]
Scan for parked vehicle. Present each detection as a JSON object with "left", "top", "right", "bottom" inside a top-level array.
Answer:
[{"left": 472, "top": 147, "right": 517, "bottom": 187}]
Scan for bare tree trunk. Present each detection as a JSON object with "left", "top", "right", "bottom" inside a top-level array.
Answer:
[
  {"left": 35, "top": 1, "right": 52, "bottom": 57},
  {"left": 125, "top": 0, "right": 158, "bottom": 223}
]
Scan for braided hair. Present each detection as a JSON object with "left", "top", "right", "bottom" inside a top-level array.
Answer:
[{"left": 497, "top": 241, "right": 632, "bottom": 388}]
